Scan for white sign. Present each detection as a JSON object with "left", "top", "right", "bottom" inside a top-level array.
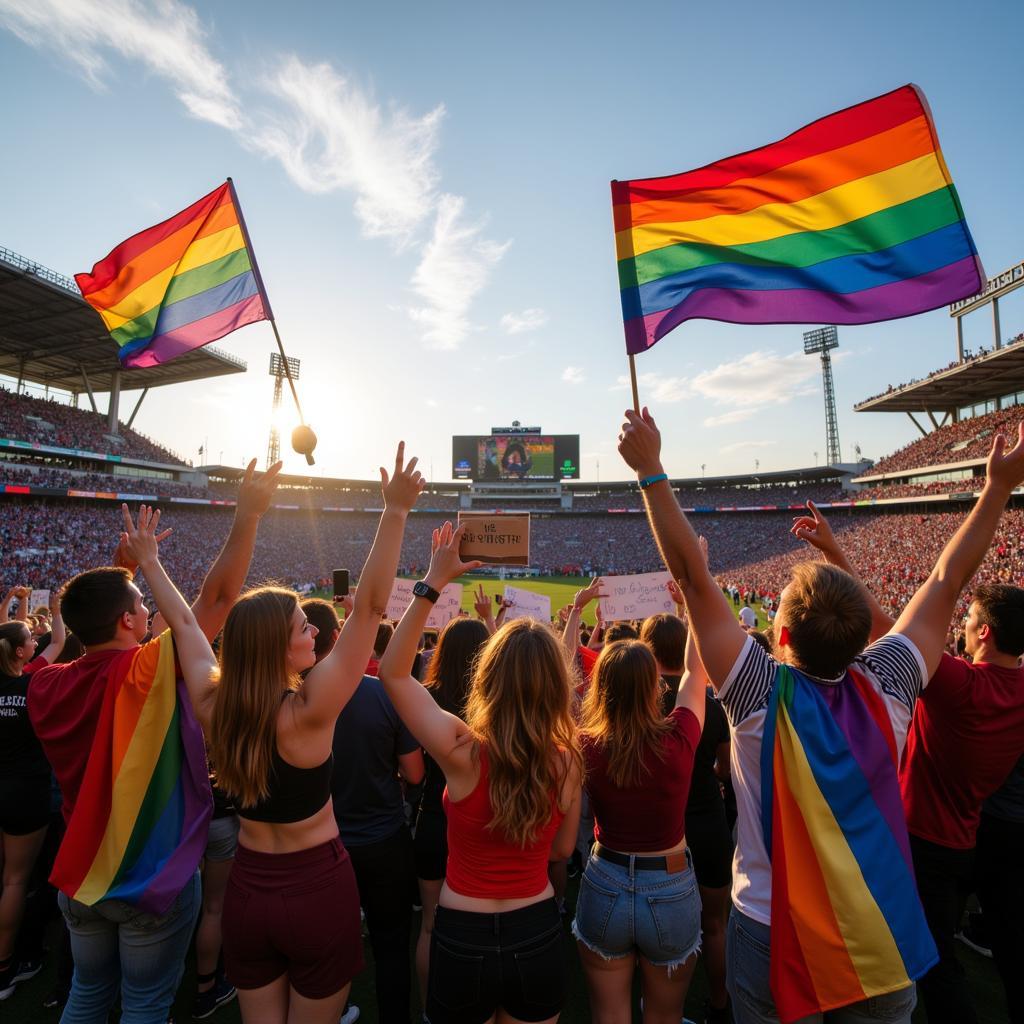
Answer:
[
  {"left": 28, "top": 589, "right": 50, "bottom": 612},
  {"left": 598, "top": 572, "right": 676, "bottom": 622},
  {"left": 502, "top": 585, "right": 552, "bottom": 622},
  {"left": 385, "top": 579, "right": 463, "bottom": 630}
]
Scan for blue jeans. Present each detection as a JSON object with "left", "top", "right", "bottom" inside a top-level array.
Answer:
[
  {"left": 58, "top": 871, "right": 201, "bottom": 1024},
  {"left": 727, "top": 909, "right": 917, "bottom": 1023},
  {"left": 572, "top": 849, "right": 702, "bottom": 969}
]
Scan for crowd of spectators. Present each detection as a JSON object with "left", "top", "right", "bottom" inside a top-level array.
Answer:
[
  {"left": 0, "top": 387, "right": 187, "bottom": 464},
  {"left": 853, "top": 477, "right": 986, "bottom": 501},
  {"left": 0, "top": 464, "right": 209, "bottom": 498},
  {"left": 568, "top": 481, "right": 844, "bottom": 510}
]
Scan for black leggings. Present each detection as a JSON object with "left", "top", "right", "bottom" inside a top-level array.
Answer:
[{"left": 427, "top": 898, "right": 564, "bottom": 1024}]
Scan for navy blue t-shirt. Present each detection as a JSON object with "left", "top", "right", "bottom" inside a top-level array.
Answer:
[{"left": 331, "top": 676, "right": 420, "bottom": 846}]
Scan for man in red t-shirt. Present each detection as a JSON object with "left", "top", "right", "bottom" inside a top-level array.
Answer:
[{"left": 899, "top": 584, "right": 1024, "bottom": 1024}]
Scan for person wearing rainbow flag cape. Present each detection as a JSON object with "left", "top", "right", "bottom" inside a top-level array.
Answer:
[{"left": 617, "top": 406, "right": 1024, "bottom": 1024}]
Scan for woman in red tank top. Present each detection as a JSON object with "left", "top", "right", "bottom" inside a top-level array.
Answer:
[{"left": 379, "top": 522, "right": 583, "bottom": 1024}]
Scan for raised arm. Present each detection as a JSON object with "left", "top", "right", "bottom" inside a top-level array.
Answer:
[
  {"left": 563, "top": 578, "right": 605, "bottom": 657},
  {"left": 378, "top": 521, "right": 482, "bottom": 771},
  {"left": 35, "top": 592, "right": 67, "bottom": 664},
  {"left": 10, "top": 586, "right": 30, "bottom": 623},
  {"left": 617, "top": 408, "right": 745, "bottom": 687},
  {"left": 674, "top": 616, "right": 708, "bottom": 729},
  {"left": 120, "top": 505, "right": 218, "bottom": 726},
  {"left": 791, "top": 501, "right": 894, "bottom": 642},
  {"left": 297, "top": 443, "right": 424, "bottom": 728},
  {"left": 892, "top": 424, "right": 1024, "bottom": 678},
  {"left": 190, "top": 459, "right": 282, "bottom": 640},
  {"left": 472, "top": 583, "right": 497, "bottom": 635}
]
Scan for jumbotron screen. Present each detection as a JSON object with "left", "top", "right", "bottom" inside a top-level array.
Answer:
[{"left": 452, "top": 435, "right": 580, "bottom": 481}]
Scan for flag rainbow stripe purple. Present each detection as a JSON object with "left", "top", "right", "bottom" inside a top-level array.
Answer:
[
  {"left": 611, "top": 85, "right": 983, "bottom": 354},
  {"left": 75, "top": 182, "right": 269, "bottom": 368}
]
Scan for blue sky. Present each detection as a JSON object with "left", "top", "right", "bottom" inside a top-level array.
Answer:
[{"left": 1, "top": 0, "right": 1021, "bottom": 481}]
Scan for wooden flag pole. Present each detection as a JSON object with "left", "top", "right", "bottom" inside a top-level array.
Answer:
[{"left": 628, "top": 353, "right": 640, "bottom": 412}]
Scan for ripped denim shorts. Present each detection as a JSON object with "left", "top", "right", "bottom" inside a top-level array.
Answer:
[{"left": 572, "top": 845, "right": 702, "bottom": 970}]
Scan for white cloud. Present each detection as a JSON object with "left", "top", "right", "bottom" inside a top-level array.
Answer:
[
  {"left": 501, "top": 309, "right": 548, "bottom": 334},
  {"left": 610, "top": 372, "right": 690, "bottom": 404},
  {"left": 720, "top": 439, "right": 777, "bottom": 454},
  {"left": 561, "top": 366, "right": 585, "bottom": 385},
  {"left": 252, "top": 56, "right": 443, "bottom": 243},
  {"left": 703, "top": 408, "right": 757, "bottom": 428},
  {"left": 691, "top": 349, "right": 820, "bottom": 407},
  {"left": 408, "top": 195, "right": 510, "bottom": 350},
  {"left": 0, "top": 0, "right": 241, "bottom": 129}
]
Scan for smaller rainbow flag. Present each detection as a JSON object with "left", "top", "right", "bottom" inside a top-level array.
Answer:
[
  {"left": 759, "top": 665, "right": 936, "bottom": 1022},
  {"left": 612, "top": 85, "right": 984, "bottom": 354},
  {"left": 76, "top": 181, "right": 270, "bottom": 368},
  {"left": 50, "top": 633, "right": 212, "bottom": 915}
]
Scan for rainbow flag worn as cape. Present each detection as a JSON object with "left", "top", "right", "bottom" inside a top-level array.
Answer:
[
  {"left": 759, "top": 664, "right": 937, "bottom": 1023},
  {"left": 612, "top": 84, "right": 984, "bottom": 354},
  {"left": 50, "top": 632, "right": 212, "bottom": 916},
  {"left": 75, "top": 182, "right": 270, "bottom": 369}
]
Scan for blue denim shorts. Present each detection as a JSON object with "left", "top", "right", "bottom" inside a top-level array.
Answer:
[{"left": 572, "top": 847, "right": 702, "bottom": 969}]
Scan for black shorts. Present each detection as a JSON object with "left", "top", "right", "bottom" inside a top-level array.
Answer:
[
  {"left": 0, "top": 775, "right": 50, "bottom": 836},
  {"left": 686, "top": 807, "right": 733, "bottom": 890},
  {"left": 414, "top": 807, "right": 448, "bottom": 881},
  {"left": 427, "top": 899, "right": 565, "bottom": 1024}
]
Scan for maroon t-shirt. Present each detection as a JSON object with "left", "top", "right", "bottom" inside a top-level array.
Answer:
[
  {"left": 901, "top": 652, "right": 1024, "bottom": 849},
  {"left": 582, "top": 706, "right": 701, "bottom": 852}
]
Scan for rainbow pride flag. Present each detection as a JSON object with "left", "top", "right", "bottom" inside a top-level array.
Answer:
[
  {"left": 612, "top": 85, "right": 983, "bottom": 354},
  {"left": 50, "top": 633, "right": 212, "bottom": 915},
  {"left": 75, "top": 181, "right": 270, "bottom": 369},
  {"left": 759, "top": 664, "right": 937, "bottom": 1022}
]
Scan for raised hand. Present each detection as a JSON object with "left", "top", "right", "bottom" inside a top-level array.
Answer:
[
  {"left": 380, "top": 441, "right": 425, "bottom": 514},
  {"left": 120, "top": 504, "right": 164, "bottom": 571},
  {"left": 573, "top": 577, "right": 606, "bottom": 611},
  {"left": 425, "top": 522, "right": 483, "bottom": 590},
  {"left": 113, "top": 520, "right": 172, "bottom": 574},
  {"left": 697, "top": 535, "right": 710, "bottom": 567},
  {"left": 985, "top": 422, "right": 1024, "bottom": 494},
  {"left": 473, "top": 584, "right": 493, "bottom": 620},
  {"left": 617, "top": 407, "right": 664, "bottom": 478},
  {"left": 666, "top": 578, "right": 685, "bottom": 608},
  {"left": 790, "top": 500, "right": 840, "bottom": 557},
  {"left": 236, "top": 458, "right": 283, "bottom": 519}
]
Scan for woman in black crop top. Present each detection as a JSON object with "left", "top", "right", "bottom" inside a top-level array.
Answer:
[{"left": 208, "top": 443, "right": 425, "bottom": 1024}]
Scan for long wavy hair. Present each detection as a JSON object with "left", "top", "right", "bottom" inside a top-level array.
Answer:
[
  {"left": 209, "top": 587, "right": 300, "bottom": 808},
  {"left": 424, "top": 617, "right": 489, "bottom": 716},
  {"left": 464, "top": 618, "right": 582, "bottom": 847},
  {"left": 579, "top": 640, "right": 673, "bottom": 787}
]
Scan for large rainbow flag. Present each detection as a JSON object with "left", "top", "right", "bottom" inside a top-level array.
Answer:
[
  {"left": 50, "top": 633, "right": 212, "bottom": 915},
  {"left": 612, "top": 85, "right": 984, "bottom": 354},
  {"left": 759, "top": 664, "right": 937, "bottom": 1022},
  {"left": 75, "top": 181, "right": 270, "bottom": 369}
]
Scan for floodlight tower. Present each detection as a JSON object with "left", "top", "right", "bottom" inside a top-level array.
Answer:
[
  {"left": 267, "top": 352, "right": 301, "bottom": 468},
  {"left": 803, "top": 326, "right": 842, "bottom": 466}
]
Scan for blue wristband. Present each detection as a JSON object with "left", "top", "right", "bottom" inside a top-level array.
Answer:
[{"left": 638, "top": 473, "right": 668, "bottom": 489}]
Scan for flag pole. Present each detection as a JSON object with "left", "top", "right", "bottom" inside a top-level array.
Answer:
[
  {"left": 628, "top": 353, "right": 640, "bottom": 412},
  {"left": 227, "top": 177, "right": 316, "bottom": 464}
]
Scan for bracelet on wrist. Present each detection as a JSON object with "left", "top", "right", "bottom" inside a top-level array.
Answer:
[{"left": 638, "top": 472, "right": 668, "bottom": 489}]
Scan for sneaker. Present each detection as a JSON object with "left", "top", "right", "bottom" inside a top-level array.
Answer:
[
  {"left": 0, "top": 959, "right": 38, "bottom": 1001},
  {"left": 956, "top": 918, "right": 993, "bottom": 959},
  {"left": 13, "top": 959, "right": 42, "bottom": 984},
  {"left": 192, "top": 976, "right": 237, "bottom": 1019},
  {"left": 340, "top": 1005, "right": 361, "bottom": 1024}
]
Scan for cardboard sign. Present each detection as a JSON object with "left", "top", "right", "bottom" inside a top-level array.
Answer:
[
  {"left": 385, "top": 579, "right": 463, "bottom": 630},
  {"left": 28, "top": 589, "right": 50, "bottom": 613},
  {"left": 502, "top": 585, "right": 551, "bottom": 623},
  {"left": 457, "top": 512, "right": 530, "bottom": 566},
  {"left": 598, "top": 571, "right": 676, "bottom": 622}
]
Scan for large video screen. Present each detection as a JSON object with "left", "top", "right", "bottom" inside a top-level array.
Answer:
[{"left": 452, "top": 435, "right": 579, "bottom": 481}]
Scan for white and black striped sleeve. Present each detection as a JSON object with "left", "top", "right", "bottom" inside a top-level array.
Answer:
[
  {"left": 718, "top": 635, "right": 776, "bottom": 726},
  {"left": 853, "top": 633, "right": 927, "bottom": 712}
]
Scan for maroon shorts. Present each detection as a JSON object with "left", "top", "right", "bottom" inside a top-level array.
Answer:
[{"left": 222, "top": 837, "right": 364, "bottom": 998}]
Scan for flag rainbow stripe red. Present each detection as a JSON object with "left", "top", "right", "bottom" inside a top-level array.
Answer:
[
  {"left": 75, "top": 182, "right": 268, "bottom": 368},
  {"left": 50, "top": 633, "right": 212, "bottom": 915},
  {"left": 612, "top": 85, "right": 984, "bottom": 354}
]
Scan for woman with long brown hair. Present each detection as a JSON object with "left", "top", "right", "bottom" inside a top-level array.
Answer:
[
  {"left": 572, "top": 633, "right": 706, "bottom": 1024},
  {"left": 379, "top": 522, "right": 583, "bottom": 1024},
  {"left": 210, "top": 443, "right": 424, "bottom": 1024}
]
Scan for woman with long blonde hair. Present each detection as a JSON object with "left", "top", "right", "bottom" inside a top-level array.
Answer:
[
  {"left": 209, "top": 443, "right": 424, "bottom": 1024},
  {"left": 379, "top": 522, "right": 583, "bottom": 1024},
  {"left": 572, "top": 632, "right": 706, "bottom": 1024}
]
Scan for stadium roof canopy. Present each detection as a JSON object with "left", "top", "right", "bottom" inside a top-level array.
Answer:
[
  {"left": 0, "top": 246, "right": 247, "bottom": 394},
  {"left": 854, "top": 343, "right": 1024, "bottom": 415}
]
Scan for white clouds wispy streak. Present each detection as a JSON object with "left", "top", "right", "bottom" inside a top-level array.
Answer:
[{"left": 501, "top": 309, "right": 548, "bottom": 334}]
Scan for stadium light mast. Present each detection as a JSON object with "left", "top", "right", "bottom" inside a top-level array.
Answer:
[
  {"left": 268, "top": 352, "right": 301, "bottom": 468},
  {"left": 803, "top": 326, "right": 842, "bottom": 466}
]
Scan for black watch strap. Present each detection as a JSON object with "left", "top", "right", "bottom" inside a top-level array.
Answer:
[{"left": 412, "top": 580, "right": 441, "bottom": 604}]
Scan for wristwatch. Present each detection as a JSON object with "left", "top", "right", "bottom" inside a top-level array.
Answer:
[{"left": 412, "top": 580, "right": 440, "bottom": 604}]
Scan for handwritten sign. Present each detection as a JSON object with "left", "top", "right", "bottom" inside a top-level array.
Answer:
[
  {"left": 28, "top": 589, "right": 50, "bottom": 612},
  {"left": 598, "top": 571, "right": 676, "bottom": 622},
  {"left": 502, "top": 585, "right": 551, "bottom": 623},
  {"left": 458, "top": 512, "right": 530, "bottom": 566},
  {"left": 385, "top": 579, "right": 463, "bottom": 629}
]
